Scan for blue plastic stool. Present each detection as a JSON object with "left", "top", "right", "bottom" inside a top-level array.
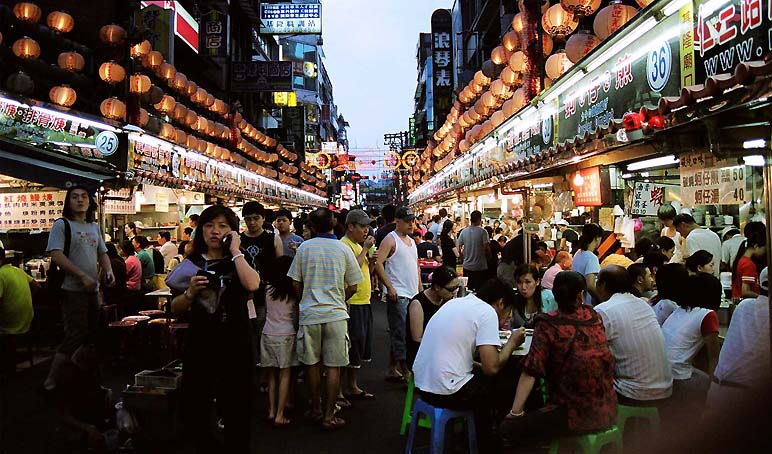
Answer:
[{"left": 405, "top": 398, "right": 477, "bottom": 454}]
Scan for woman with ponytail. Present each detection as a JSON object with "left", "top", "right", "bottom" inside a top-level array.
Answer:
[{"left": 731, "top": 222, "right": 766, "bottom": 299}]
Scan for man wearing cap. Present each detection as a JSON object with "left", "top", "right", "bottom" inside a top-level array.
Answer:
[
  {"left": 556, "top": 219, "right": 579, "bottom": 253},
  {"left": 375, "top": 206, "right": 421, "bottom": 382},
  {"left": 341, "top": 210, "right": 377, "bottom": 399},
  {"left": 720, "top": 227, "right": 745, "bottom": 272}
]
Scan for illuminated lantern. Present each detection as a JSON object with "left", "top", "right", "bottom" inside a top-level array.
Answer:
[
  {"left": 544, "top": 78, "right": 553, "bottom": 90},
  {"left": 194, "top": 116, "right": 209, "bottom": 133},
  {"left": 458, "top": 139, "right": 470, "bottom": 153},
  {"left": 471, "top": 82, "right": 484, "bottom": 94},
  {"left": 212, "top": 99, "right": 227, "bottom": 114},
  {"left": 500, "top": 66, "right": 518, "bottom": 86},
  {"left": 172, "top": 102, "right": 188, "bottom": 122},
  {"left": 57, "top": 52, "right": 85, "bottom": 72},
  {"left": 560, "top": 0, "right": 602, "bottom": 20},
  {"left": 206, "top": 141, "right": 216, "bottom": 156},
  {"left": 490, "top": 79, "right": 508, "bottom": 98},
  {"left": 175, "top": 129, "right": 187, "bottom": 145},
  {"left": 491, "top": 110, "right": 505, "bottom": 127},
  {"left": 509, "top": 51, "right": 527, "bottom": 73},
  {"left": 512, "top": 13, "right": 525, "bottom": 33},
  {"left": 491, "top": 46, "right": 510, "bottom": 65},
  {"left": 49, "top": 85, "right": 77, "bottom": 107},
  {"left": 14, "top": 2, "right": 42, "bottom": 23},
  {"left": 12, "top": 37, "right": 40, "bottom": 59},
  {"left": 542, "top": 34, "right": 554, "bottom": 56},
  {"left": 130, "top": 40, "right": 151, "bottom": 59},
  {"left": 512, "top": 88, "right": 527, "bottom": 109},
  {"left": 204, "top": 94, "right": 215, "bottom": 107},
  {"left": 502, "top": 99, "right": 517, "bottom": 117},
  {"left": 635, "top": 0, "right": 655, "bottom": 7},
  {"left": 502, "top": 30, "right": 520, "bottom": 52},
  {"left": 47, "top": 11, "right": 74, "bottom": 33},
  {"left": 159, "top": 122, "right": 175, "bottom": 140},
  {"left": 192, "top": 88, "right": 207, "bottom": 104},
  {"left": 474, "top": 70, "right": 490, "bottom": 87},
  {"left": 542, "top": 5, "right": 577, "bottom": 40},
  {"left": 566, "top": 31, "right": 601, "bottom": 63},
  {"left": 99, "top": 24, "right": 126, "bottom": 45},
  {"left": 143, "top": 51, "right": 164, "bottom": 68},
  {"left": 99, "top": 61, "right": 126, "bottom": 84},
  {"left": 545, "top": 51, "right": 573, "bottom": 80},
  {"left": 172, "top": 72, "right": 188, "bottom": 91},
  {"left": 474, "top": 99, "right": 487, "bottom": 115},
  {"left": 186, "top": 81, "right": 198, "bottom": 96},
  {"left": 187, "top": 135, "right": 199, "bottom": 150},
  {"left": 185, "top": 110, "right": 198, "bottom": 127},
  {"left": 154, "top": 95, "right": 176, "bottom": 114},
  {"left": 158, "top": 63, "right": 176, "bottom": 80},
  {"left": 594, "top": 2, "right": 638, "bottom": 40},
  {"left": 139, "top": 108, "right": 149, "bottom": 127},
  {"left": 6, "top": 71, "right": 34, "bottom": 95},
  {"left": 100, "top": 97, "right": 126, "bottom": 120},
  {"left": 129, "top": 74, "right": 152, "bottom": 94}
]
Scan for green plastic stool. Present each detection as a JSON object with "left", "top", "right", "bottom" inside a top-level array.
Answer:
[
  {"left": 616, "top": 404, "right": 660, "bottom": 436},
  {"left": 549, "top": 425, "right": 623, "bottom": 454},
  {"left": 400, "top": 375, "right": 432, "bottom": 435}
]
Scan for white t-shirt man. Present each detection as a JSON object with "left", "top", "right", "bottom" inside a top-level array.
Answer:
[
  {"left": 413, "top": 293, "right": 500, "bottom": 395},
  {"left": 159, "top": 241, "right": 177, "bottom": 268},
  {"left": 713, "top": 294, "right": 770, "bottom": 387},
  {"left": 595, "top": 292, "right": 673, "bottom": 401},
  {"left": 684, "top": 227, "right": 722, "bottom": 277}
]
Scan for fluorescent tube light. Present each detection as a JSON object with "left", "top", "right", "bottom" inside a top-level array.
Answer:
[
  {"left": 587, "top": 18, "right": 657, "bottom": 72},
  {"left": 743, "top": 155, "right": 765, "bottom": 166},
  {"left": 663, "top": 0, "right": 691, "bottom": 16},
  {"left": 743, "top": 139, "right": 767, "bottom": 149},
  {"left": 626, "top": 155, "right": 679, "bottom": 171}
]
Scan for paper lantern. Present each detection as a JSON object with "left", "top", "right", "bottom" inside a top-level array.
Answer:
[
  {"left": 99, "top": 61, "right": 126, "bottom": 84},
  {"left": 154, "top": 95, "right": 176, "bottom": 114},
  {"left": 144, "top": 51, "right": 164, "bottom": 68},
  {"left": 560, "top": 0, "right": 602, "bottom": 19},
  {"left": 512, "top": 88, "right": 527, "bottom": 109},
  {"left": 100, "top": 97, "right": 126, "bottom": 120},
  {"left": 172, "top": 102, "right": 188, "bottom": 122},
  {"left": 159, "top": 122, "right": 175, "bottom": 140},
  {"left": 594, "top": 2, "right": 638, "bottom": 40},
  {"left": 635, "top": 0, "right": 655, "bottom": 7},
  {"left": 509, "top": 51, "right": 527, "bottom": 73},
  {"left": 12, "top": 37, "right": 40, "bottom": 59},
  {"left": 502, "top": 30, "right": 520, "bottom": 52},
  {"left": 502, "top": 99, "right": 516, "bottom": 117},
  {"left": 194, "top": 116, "right": 209, "bottom": 132},
  {"left": 158, "top": 63, "right": 176, "bottom": 80},
  {"left": 212, "top": 99, "right": 227, "bottom": 114},
  {"left": 490, "top": 79, "right": 508, "bottom": 97},
  {"left": 491, "top": 110, "right": 505, "bottom": 127},
  {"left": 99, "top": 24, "right": 126, "bottom": 45},
  {"left": 6, "top": 72, "right": 34, "bottom": 95},
  {"left": 545, "top": 51, "right": 573, "bottom": 80},
  {"left": 57, "top": 52, "right": 85, "bottom": 72},
  {"left": 14, "top": 2, "right": 41, "bottom": 23},
  {"left": 491, "top": 46, "right": 510, "bottom": 65},
  {"left": 130, "top": 40, "right": 151, "bottom": 59},
  {"left": 146, "top": 85, "right": 164, "bottom": 105},
  {"left": 186, "top": 135, "right": 199, "bottom": 150},
  {"left": 204, "top": 94, "right": 215, "bottom": 107},
  {"left": 47, "top": 11, "right": 74, "bottom": 33},
  {"left": 542, "top": 5, "right": 578, "bottom": 39},
  {"left": 192, "top": 88, "right": 207, "bottom": 104},
  {"left": 172, "top": 72, "right": 188, "bottom": 91},
  {"left": 186, "top": 81, "right": 198, "bottom": 96},
  {"left": 174, "top": 129, "right": 187, "bottom": 145},
  {"left": 566, "top": 31, "right": 601, "bottom": 63},
  {"left": 129, "top": 74, "right": 152, "bottom": 94},
  {"left": 512, "top": 13, "right": 525, "bottom": 33},
  {"left": 542, "top": 34, "right": 554, "bottom": 56},
  {"left": 185, "top": 110, "right": 198, "bottom": 127},
  {"left": 49, "top": 85, "right": 76, "bottom": 107},
  {"left": 500, "top": 66, "right": 518, "bottom": 86},
  {"left": 139, "top": 108, "right": 149, "bottom": 127}
]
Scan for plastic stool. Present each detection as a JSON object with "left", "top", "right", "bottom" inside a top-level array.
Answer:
[
  {"left": 549, "top": 425, "right": 622, "bottom": 454},
  {"left": 400, "top": 376, "right": 431, "bottom": 435},
  {"left": 405, "top": 398, "right": 477, "bottom": 454},
  {"left": 616, "top": 404, "right": 660, "bottom": 435}
]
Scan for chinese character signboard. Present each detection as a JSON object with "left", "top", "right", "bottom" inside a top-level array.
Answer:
[
  {"left": 632, "top": 182, "right": 667, "bottom": 215},
  {"left": 104, "top": 189, "right": 136, "bottom": 215},
  {"left": 0, "top": 191, "right": 66, "bottom": 230},
  {"left": 679, "top": 152, "right": 748, "bottom": 206},
  {"left": 502, "top": 102, "right": 557, "bottom": 161},
  {"left": 693, "top": 0, "right": 770, "bottom": 80},
  {"left": 260, "top": 2, "right": 322, "bottom": 34},
  {"left": 200, "top": 3, "right": 228, "bottom": 58},
  {"left": 431, "top": 9, "right": 453, "bottom": 132},
  {"left": 573, "top": 167, "right": 603, "bottom": 206},
  {"left": 558, "top": 13, "right": 682, "bottom": 144},
  {"left": 231, "top": 61, "right": 293, "bottom": 92}
]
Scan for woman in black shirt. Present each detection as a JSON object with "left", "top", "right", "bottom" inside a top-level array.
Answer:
[
  {"left": 169, "top": 205, "right": 260, "bottom": 453},
  {"left": 439, "top": 219, "right": 459, "bottom": 268}
]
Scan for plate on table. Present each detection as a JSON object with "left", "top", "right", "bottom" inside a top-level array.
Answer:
[
  {"left": 139, "top": 310, "right": 165, "bottom": 317},
  {"left": 122, "top": 315, "right": 150, "bottom": 322}
]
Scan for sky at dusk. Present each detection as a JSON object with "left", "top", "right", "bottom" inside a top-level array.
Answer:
[{"left": 322, "top": 0, "right": 452, "bottom": 176}]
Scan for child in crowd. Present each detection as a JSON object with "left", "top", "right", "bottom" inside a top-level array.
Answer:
[{"left": 260, "top": 256, "right": 298, "bottom": 427}]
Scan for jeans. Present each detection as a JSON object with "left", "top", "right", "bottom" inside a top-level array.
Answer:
[{"left": 386, "top": 296, "right": 409, "bottom": 361}]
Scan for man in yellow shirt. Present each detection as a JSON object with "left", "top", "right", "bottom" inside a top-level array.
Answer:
[
  {"left": 0, "top": 249, "right": 38, "bottom": 373},
  {"left": 341, "top": 210, "right": 376, "bottom": 400}
]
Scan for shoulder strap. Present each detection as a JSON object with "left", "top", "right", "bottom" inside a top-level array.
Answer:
[{"left": 58, "top": 218, "right": 71, "bottom": 258}]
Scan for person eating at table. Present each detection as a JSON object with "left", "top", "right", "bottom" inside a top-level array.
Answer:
[
  {"left": 509, "top": 264, "right": 557, "bottom": 329},
  {"left": 416, "top": 231, "right": 440, "bottom": 260},
  {"left": 500, "top": 271, "right": 617, "bottom": 448},
  {"left": 406, "top": 266, "right": 459, "bottom": 370},
  {"left": 412, "top": 278, "right": 524, "bottom": 452}
]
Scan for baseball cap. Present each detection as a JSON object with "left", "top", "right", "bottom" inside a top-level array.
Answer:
[
  {"left": 346, "top": 209, "right": 372, "bottom": 226},
  {"left": 760, "top": 267, "right": 768, "bottom": 291},
  {"left": 720, "top": 226, "right": 740, "bottom": 239},
  {"left": 555, "top": 219, "right": 569, "bottom": 226},
  {"left": 395, "top": 207, "right": 416, "bottom": 221}
]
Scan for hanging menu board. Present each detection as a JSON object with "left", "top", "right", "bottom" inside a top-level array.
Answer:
[
  {"left": 0, "top": 191, "right": 66, "bottom": 230},
  {"left": 679, "top": 152, "right": 748, "bottom": 206},
  {"left": 631, "top": 182, "right": 666, "bottom": 215}
]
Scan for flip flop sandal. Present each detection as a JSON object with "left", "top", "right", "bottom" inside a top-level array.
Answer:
[
  {"left": 321, "top": 416, "right": 347, "bottom": 431},
  {"left": 336, "top": 397, "right": 352, "bottom": 408},
  {"left": 348, "top": 391, "right": 376, "bottom": 400}
]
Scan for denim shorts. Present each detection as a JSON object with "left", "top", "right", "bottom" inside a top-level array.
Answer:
[{"left": 386, "top": 297, "right": 410, "bottom": 361}]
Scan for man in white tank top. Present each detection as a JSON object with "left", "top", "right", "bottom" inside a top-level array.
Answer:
[{"left": 375, "top": 207, "right": 421, "bottom": 381}]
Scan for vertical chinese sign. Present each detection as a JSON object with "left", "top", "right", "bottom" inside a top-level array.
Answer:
[
  {"left": 573, "top": 167, "right": 603, "bottom": 206},
  {"left": 431, "top": 9, "right": 453, "bottom": 133},
  {"left": 631, "top": 182, "right": 667, "bottom": 215},
  {"left": 200, "top": 3, "right": 228, "bottom": 58}
]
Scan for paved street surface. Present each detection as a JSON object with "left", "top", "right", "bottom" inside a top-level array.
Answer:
[{"left": 2, "top": 298, "right": 429, "bottom": 454}]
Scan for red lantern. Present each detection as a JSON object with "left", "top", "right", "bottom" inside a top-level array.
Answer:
[
  {"left": 99, "top": 61, "right": 126, "bottom": 84},
  {"left": 647, "top": 115, "right": 665, "bottom": 130},
  {"left": 623, "top": 112, "right": 642, "bottom": 131},
  {"left": 12, "top": 37, "right": 40, "bottom": 60}
]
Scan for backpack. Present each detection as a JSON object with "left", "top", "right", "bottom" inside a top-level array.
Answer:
[{"left": 46, "top": 218, "right": 72, "bottom": 292}]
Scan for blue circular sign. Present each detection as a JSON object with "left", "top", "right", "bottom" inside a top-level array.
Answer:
[{"left": 647, "top": 41, "right": 672, "bottom": 93}]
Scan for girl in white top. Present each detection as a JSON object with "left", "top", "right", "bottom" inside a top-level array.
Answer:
[{"left": 658, "top": 204, "right": 683, "bottom": 264}]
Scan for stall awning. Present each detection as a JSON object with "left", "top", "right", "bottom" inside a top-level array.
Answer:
[{"left": 0, "top": 138, "right": 118, "bottom": 190}]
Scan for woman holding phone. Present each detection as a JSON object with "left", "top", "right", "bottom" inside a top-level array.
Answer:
[{"left": 169, "top": 205, "right": 260, "bottom": 453}]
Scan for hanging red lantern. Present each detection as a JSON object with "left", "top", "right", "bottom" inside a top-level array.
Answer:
[
  {"left": 49, "top": 85, "right": 77, "bottom": 107},
  {"left": 594, "top": 1, "right": 638, "bottom": 40},
  {"left": 100, "top": 97, "right": 126, "bottom": 120},
  {"left": 47, "top": 11, "right": 75, "bottom": 33},
  {"left": 130, "top": 40, "right": 152, "bottom": 59},
  {"left": 129, "top": 74, "right": 152, "bottom": 94},
  {"left": 542, "top": 5, "right": 578, "bottom": 40},
  {"left": 99, "top": 61, "right": 126, "bottom": 84},
  {"left": 13, "top": 2, "right": 42, "bottom": 23},
  {"left": 12, "top": 37, "right": 41, "bottom": 60},
  {"left": 57, "top": 52, "right": 85, "bottom": 72}
]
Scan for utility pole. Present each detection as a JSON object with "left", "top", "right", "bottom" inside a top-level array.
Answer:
[{"left": 383, "top": 131, "right": 409, "bottom": 204}]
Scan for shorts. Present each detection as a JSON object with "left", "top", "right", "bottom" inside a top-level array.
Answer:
[
  {"left": 347, "top": 305, "right": 373, "bottom": 368},
  {"left": 260, "top": 334, "right": 298, "bottom": 369},
  {"left": 297, "top": 319, "right": 349, "bottom": 367},
  {"left": 58, "top": 291, "right": 99, "bottom": 355},
  {"left": 386, "top": 297, "right": 410, "bottom": 361}
]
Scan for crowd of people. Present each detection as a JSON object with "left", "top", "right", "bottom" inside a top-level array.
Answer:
[{"left": 2, "top": 191, "right": 770, "bottom": 452}]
